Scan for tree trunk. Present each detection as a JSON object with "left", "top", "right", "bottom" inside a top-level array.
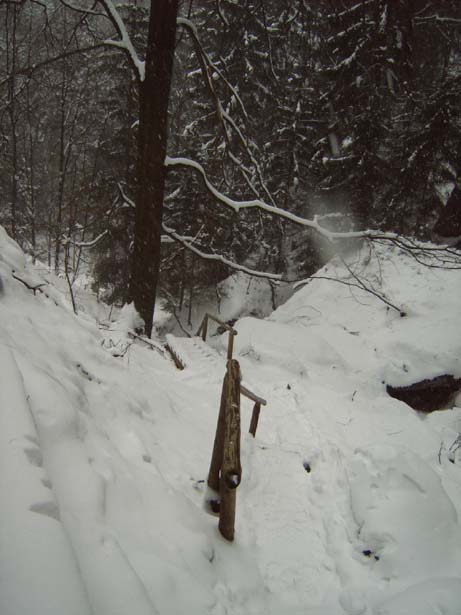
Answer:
[
  {"left": 6, "top": 1, "right": 19, "bottom": 239},
  {"left": 129, "top": 0, "right": 179, "bottom": 337}
]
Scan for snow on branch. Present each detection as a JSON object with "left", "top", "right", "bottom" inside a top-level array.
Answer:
[
  {"left": 117, "top": 183, "right": 135, "bottom": 209},
  {"left": 177, "top": 17, "right": 247, "bottom": 119},
  {"left": 177, "top": 17, "right": 276, "bottom": 205},
  {"left": 415, "top": 15, "right": 461, "bottom": 26},
  {"left": 335, "top": 0, "right": 375, "bottom": 19},
  {"left": 162, "top": 223, "right": 282, "bottom": 281},
  {"left": 63, "top": 230, "right": 109, "bottom": 249},
  {"left": 55, "top": 0, "right": 144, "bottom": 79},
  {"left": 165, "top": 157, "right": 461, "bottom": 272},
  {"left": 98, "top": 0, "right": 145, "bottom": 81},
  {"left": 165, "top": 155, "right": 396, "bottom": 242},
  {"left": 59, "top": 0, "right": 108, "bottom": 19}
]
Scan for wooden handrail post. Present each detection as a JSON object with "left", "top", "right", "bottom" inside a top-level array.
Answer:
[
  {"left": 219, "top": 359, "right": 241, "bottom": 541},
  {"left": 207, "top": 359, "right": 242, "bottom": 541},
  {"left": 249, "top": 402, "right": 261, "bottom": 437},
  {"left": 202, "top": 314, "right": 208, "bottom": 341},
  {"left": 227, "top": 331, "right": 235, "bottom": 360}
]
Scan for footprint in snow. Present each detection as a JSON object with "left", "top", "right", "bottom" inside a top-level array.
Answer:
[
  {"left": 23, "top": 446, "right": 43, "bottom": 468},
  {"left": 29, "top": 500, "right": 60, "bottom": 521}
]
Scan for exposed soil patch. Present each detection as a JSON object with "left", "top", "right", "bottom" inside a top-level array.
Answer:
[{"left": 387, "top": 375, "right": 461, "bottom": 412}]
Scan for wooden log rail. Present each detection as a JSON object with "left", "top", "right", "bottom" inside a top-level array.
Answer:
[
  {"left": 197, "top": 312, "right": 267, "bottom": 438},
  {"left": 241, "top": 385, "right": 267, "bottom": 438},
  {"left": 206, "top": 357, "right": 267, "bottom": 541},
  {"left": 207, "top": 359, "right": 242, "bottom": 541},
  {"left": 196, "top": 312, "right": 237, "bottom": 360}
]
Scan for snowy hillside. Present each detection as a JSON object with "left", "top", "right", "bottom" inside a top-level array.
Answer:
[{"left": 1, "top": 225, "right": 461, "bottom": 615}]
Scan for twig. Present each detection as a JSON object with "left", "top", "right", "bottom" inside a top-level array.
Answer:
[{"left": 12, "top": 272, "right": 47, "bottom": 294}]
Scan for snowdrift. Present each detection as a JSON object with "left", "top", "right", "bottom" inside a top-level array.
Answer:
[{"left": 1, "top": 226, "right": 461, "bottom": 614}]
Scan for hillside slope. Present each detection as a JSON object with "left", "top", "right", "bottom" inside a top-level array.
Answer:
[{"left": 1, "top": 226, "right": 460, "bottom": 615}]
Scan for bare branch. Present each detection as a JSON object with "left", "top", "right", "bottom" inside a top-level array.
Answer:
[
  {"left": 293, "top": 273, "right": 405, "bottom": 315},
  {"left": 338, "top": 251, "right": 406, "bottom": 315},
  {"left": 59, "top": 0, "right": 109, "bottom": 19},
  {"left": 373, "top": 237, "right": 461, "bottom": 270},
  {"left": 0, "top": 43, "right": 107, "bottom": 88}
]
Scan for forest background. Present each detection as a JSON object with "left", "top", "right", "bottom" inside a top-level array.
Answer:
[{"left": 1, "top": 0, "right": 460, "bottom": 329}]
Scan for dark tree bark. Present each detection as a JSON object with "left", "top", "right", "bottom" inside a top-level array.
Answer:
[
  {"left": 6, "top": 0, "right": 19, "bottom": 239},
  {"left": 129, "top": 0, "right": 179, "bottom": 337}
]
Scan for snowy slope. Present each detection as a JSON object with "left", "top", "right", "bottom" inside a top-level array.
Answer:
[{"left": 1, "top": 226, "right": 461, "bottom": 615}]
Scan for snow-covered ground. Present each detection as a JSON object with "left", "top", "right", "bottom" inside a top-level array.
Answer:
[{"left": 1, "top": 224, "right": 461, "bottom": 615}]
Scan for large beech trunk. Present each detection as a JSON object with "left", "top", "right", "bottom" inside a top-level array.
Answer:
[{"left": 129, "top": 0, "right": 179, "bottom": 337}]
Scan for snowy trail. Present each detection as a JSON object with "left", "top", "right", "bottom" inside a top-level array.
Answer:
[
  {"left": 235, "top": 371, "right": 358, "bottom": 612},
  {"left": 165, "top": 334, "right": 226, "bottom": 382},
  {"left": 160, "top": 321, "right": 461, "bottom": 613},
  {"left": 2, "top": 227, "right": 461, "bottom": 615},
  {"left": 0, "top": 344, "right": 92, "bottom": 615},
  {"left": 165, "top": 334, "right": 355, "bottom": 612},
  {"left": 18, "top": 355, "right": 159, "bottom": 615}
]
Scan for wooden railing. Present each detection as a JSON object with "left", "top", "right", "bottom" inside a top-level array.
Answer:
[
  {"left": 198, "top": 313, "right": 268, "bottom": 541},
  {"left": 207, "top": 359, "right": 241, "bottom": 541},
  {"left": 196, "top": 312, "right": 267, "bottom": 438},
  {"left": 165, "top": 313, "right": 267, "bottom": 541},
  {"left": 241, "top": 385, "right": 267, "bottom": 438},
  {"left": 196, "top": 312, "right": 237, "bottom": 360}
]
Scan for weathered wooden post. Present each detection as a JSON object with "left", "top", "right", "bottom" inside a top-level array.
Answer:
[
  {"left": 219, "top": 359, "right": 241, "bottom": 541},
  {"left": 207, "top": 359, "right": 241, "bottom": 541},
  {"left": 249, "top": 402, "right": 261, "bottom": 437},
  {"left": 227, "top": 330, "right": 235, "bottom": 360},
  {"left": 201, "top": 314, "right": 208, "bottom": 342}
]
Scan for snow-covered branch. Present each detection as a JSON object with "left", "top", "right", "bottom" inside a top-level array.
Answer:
[
  {"left": 165, "top": 155, "right": 398, "bottom": 242},
  {"left": 59, "top": 0, "right": 108, "bottom": 19},
  {"left": 165, "top": 157, "right": 461, "bottom": 272},
  {"left": 98, "top": 0, "right": 145, "bottom": 81},
  {"left": 415, "top": 15, "right": 461, "bottom": 25},
  {"left": 117, "top": 183, "right": 135, "bottom": 209},
  {"left": 335, "top": 0, "right": 375, "bottom": 19},
  {"left": 63, "top": 230, "right": 109, "bottom": 248},
  {"left": 162, "top": 223, "right": 282, "bottom": 281},
  {"left": 177, "top": 17, "right": 276, "bottom": 205},
  {"left": 177, "top": 17, "right": 247, "bottom": 119}
]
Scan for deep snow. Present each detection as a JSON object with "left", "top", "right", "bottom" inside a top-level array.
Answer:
[{"left": 1, "top": 225, "right": 461, "bottom": 614}]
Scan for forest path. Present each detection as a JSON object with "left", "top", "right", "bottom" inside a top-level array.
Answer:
[
  {"left": 164, "top": 332, "right": 358, "bottom": 613},
  {"left": 165, "top": 334, "right": 224, "bottom": 378},
  {"left": 0, "top": 344, "right": 92, "bottom": 615}
]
